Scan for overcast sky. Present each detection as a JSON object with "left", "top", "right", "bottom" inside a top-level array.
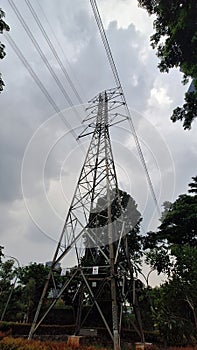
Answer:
[{"left": 1, "top": 0, "right": 197, "bottom": 285}]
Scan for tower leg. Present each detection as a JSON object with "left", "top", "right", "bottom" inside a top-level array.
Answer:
[{"left": 103, "top": 92, "right": 121, "bottom": 350}]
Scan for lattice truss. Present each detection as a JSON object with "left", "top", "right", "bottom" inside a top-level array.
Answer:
[
  {"left": 54, "top": 87, "right": 127, "bottom": 264},
  {"left": 29, "top": 88, "right": 144, "bottom": 346}
]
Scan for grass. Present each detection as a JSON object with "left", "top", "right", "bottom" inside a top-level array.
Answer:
[{"left": 0, "top": 336, "right": 109, "bottom": 350}]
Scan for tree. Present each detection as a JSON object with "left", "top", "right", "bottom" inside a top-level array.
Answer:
[
  {"left": 0, "top": 8, "right": 10, "bottom": 92},
  {"left": 83, "top": 189, "right": 143, "bottom": 268},
  {"left": 159, "top": 195, "right": 197, "bottom": 247},
  {"left": 188, "top": 175, "right": 197, "bottom": 194},
  {"left": 145, "top": 176, "right": 197, "bottom": 256},
  {"left": 17, "top": 262, "right": 64, "bottom": 322},
  {"left": 0, "top": 255, "right": 16, "bottom": 320},
  {"left": 79, "top": 190, "right": 146, "bottom": 339},
  {"left": 144, "top": 176, "right": 197, "bottom": 343},
  {"left": 159, "top": 200, "right": 172, "bottom": 223},
  {"left": 17, "top": 263, "right": 51, "bottom": 322},
  {"left": 0, "top": 257, "right": 65, "bottom": 323},
  {"left": 138, "top": 0, "right": 197, "bottom": 129},
  {"left": 151, "top": 279, "right": 197, "bottom": 345}
]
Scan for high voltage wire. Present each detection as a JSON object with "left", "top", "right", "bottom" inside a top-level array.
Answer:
[
  {"left": 7, "top": 0, "right": 72, "bottom": 107},
  {"left": 5, "top": 33, "right": 78, "bottom": 141},
  {"left": 24, "top": 0, "right": 84, "bottom": 108},
  {"left": 6, "top": 0, "right": 160, "bottom": 215},
  {"left": 34, "top": 0, "right": 87, "bottom": 104},
  {"left": 90, "top": 0, "right": 161, "bottom": 216},
  {"left": 7, "top": 0, "right": 82, "bottom": 123}
]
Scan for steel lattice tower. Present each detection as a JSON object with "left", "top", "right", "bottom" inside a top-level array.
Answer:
[{"left": 29, "top": 88, "right": 144, "bottom": 350}]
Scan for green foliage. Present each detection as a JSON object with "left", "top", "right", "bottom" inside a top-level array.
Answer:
[
  {"left": 0, "top": 260, "right": 60, "bottom": 322},
  {"left": 138, "top": 1, "right": 197, "bottom": 74},
  {"left": 159, "top": 194, "right": 197, "bottom": 246},
  {"left": 171, "top": 89, "right": 197, "bottom": 129},
  {"left": 16, "top": 263, "right": 50, "bottom": 322},
  {"left": 159, "top": 201, "right": 171, "bottom": 223},
  {"left": 145, "top": 176, "right": 197, "bottom": 258},
  {"left": 0, "top": 258, "right": 16, "bottom": 320},
  {"left": 144, "top": 176, "right": 197, "bottom": 343},
  {"left": 138, "top": 0, "right": 197, "bottom": 129},
  {"left": 0, "top": 8, "right": 10, "bottom": 92},
  {"left": 151, "top": 279, "right": 197, "bottom": 345},
  {"left": 16, "top": 262, "right": 65, "bottom": 322},
  {"left": 83, "top": 190, "right": 143, "bottom": 268},
  {"left": 145, "top": 247, "right": 172, "bottom": 275}
]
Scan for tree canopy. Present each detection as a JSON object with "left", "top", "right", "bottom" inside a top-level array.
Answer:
[
  {"left": 83, "top": 189, "right": 143, "bottom": 269},
  {"left": 144, "top": 176, "right": 197, "bottom": 343},
  {"left": 138, "top": 0, "right": 197, "bottom": 129},
  {"left": 145, "top": 176, "right": 197, "bottom": 270}
]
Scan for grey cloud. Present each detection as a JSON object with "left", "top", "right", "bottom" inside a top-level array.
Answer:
[{"left": 0, "top": 0, "right": 196, "bottom": 267}]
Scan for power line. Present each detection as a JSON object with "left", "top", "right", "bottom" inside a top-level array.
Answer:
[
  {"left": 35, "top": 0, "right": 87, "bottom": 103},
  {"left": 5, "top": 33, "right": 78, "bottom": 141},
  {"left": 7, "top": 0, "right": 159, "bottom": 214},
  {"left": 90, "top": 0, "right": 161, "bottom": 216},
  {"left": 8, "top": 0, "right": 82, "bottom": 122},
  {"left": 24, "top": 0, "right": 85, "bottom": 107}
]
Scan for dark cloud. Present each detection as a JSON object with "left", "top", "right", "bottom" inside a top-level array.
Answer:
[{"left": 0, "top": 0, "right": 196, "bottom": 271}]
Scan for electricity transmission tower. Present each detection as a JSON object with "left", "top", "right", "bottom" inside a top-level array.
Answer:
[{"left": 29, "top": 88, "right": 144, "bottom": 350}]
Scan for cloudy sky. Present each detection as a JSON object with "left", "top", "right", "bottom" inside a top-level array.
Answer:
[{"left": 1, "top": 0, "right": 197, "bottom": 284}]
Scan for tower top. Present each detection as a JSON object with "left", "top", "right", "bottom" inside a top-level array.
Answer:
[{"left": 78, "top": 87, "right": 128, "bottom": 139}]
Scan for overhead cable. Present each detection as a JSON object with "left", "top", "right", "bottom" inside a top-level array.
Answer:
[
  {"left": 90, "top": 0, "right": 161, "bottom": 216},
  {"left": 35, "top": 0, "right": 87, "bottom": 103},
  {"left": 5, "top": 33, "right": 78, "bottom": 141},
  {"left": 24, "top": 0, "right": 85, "bottom": 108},
  {"left": 8, "top": 0, "right": 82, "bottom": 122}
]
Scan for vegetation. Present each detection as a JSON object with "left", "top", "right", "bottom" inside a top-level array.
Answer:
[
  {"left": 0, "top": 337, "right": 108, "bottom": 350},
  {"left": 84, "top": 190, "right": 143, "bottom": 268},
  {"left": 0, "top": 178, "right": 196, "bottom": 346},
  {"left": 0, "top": 252, "right": 16, "bottom": 321},
  {"left": 138, "top": 0, "right": 197, "bottom": 129},
  {"left": 0, "top": 8, "right": 10, "bottom": 92},
  {"left": 144, "top": 176, "right": 197, "bottom": 344},
  {"left": 81, "top": 191, "right": 145, "bottom": 340}
]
